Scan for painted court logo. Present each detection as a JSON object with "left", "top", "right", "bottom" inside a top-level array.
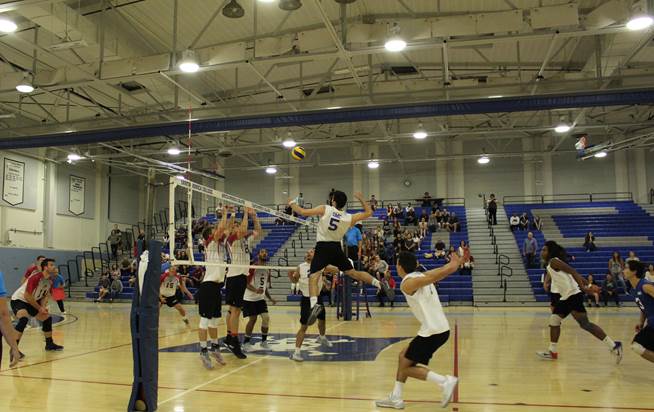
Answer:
[{"left": 160, "top": 334, "right": 409, "bottom": 362}]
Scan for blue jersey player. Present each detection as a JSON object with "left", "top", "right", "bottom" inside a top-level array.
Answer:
[{"left": 624, "top": 260, "right": 654, "bottom": 363}]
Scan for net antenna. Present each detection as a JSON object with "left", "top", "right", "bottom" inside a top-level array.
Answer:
[{"left": 168, "top": 176, "right": 315, "bottom": 271}]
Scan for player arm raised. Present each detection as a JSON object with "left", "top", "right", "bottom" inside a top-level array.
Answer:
[
  {"left": 550, "top": 258, "right": 587, "bottom": 289},
  {"left": 249, "top": 208, "right": 261, "bottom": 238},
  {"left": 237, "top": 207, "right": 250, "bottom": 239},
  {"left": 212, "top": 205, "right": 229, "bottom": 240},
  {"left": 401, "top": 255, "right": 461, "bottom": 296},
  {"left": 288, "top": 198, "right": 325, "bottom": 217},
  {"left": 350, "top": 192, "right": 373, "bottom": 226}
]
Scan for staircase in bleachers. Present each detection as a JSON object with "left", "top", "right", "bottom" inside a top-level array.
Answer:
[{"left": 505, "top": 200, "right": 654, "bottom": 303}]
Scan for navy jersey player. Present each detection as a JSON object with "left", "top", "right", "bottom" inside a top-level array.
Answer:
[
  {"left": 289, "top": 191, "right": 383, "bottom": 325},
  {"left": 624, "top": 260, "right": 654, "bottom": 363}
]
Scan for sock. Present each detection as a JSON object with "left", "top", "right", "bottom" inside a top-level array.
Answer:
[
  {"left": 231, "top": 332, "right": 238, "bottom": 338},
  {"left": 45, "top": 337, "right": 53, "bottom": 345},
  {"left": 310, "top": 296, "right": 318, "bottom": 307},
  {"left": 244, "top": 335, "right": 251, "bottom": 344},
  {"left": 211, "top": 339, "right": 219, "bottom": 347},
  {"left": 200, "top": 341, "right": 208, "bottom": 349},
  {"left": 261, "top": 334, "right": 268, "bottom": 342},
  {"left": 294, "top": 347, "right": 301, "bottom": 355},
  {"left": 603, "top": 336, "right": 616, "bottom": 350},
  {"left": 319, "top": 334, "right": 326, "bottom": 340},
  {"left": 391, "top": 381, "right": 404, "bottom": 399},
  {"left": 549, "top": 342, "right": 558, "bottom": 353},
  {"left": 372, "top": 278, "right": 381, "bottom": 288},
  {"left": 426, "top": 371, "right": 446, "bottom": 386}
]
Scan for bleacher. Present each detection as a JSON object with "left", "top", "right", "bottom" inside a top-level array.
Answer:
[{"left": 505, "top": 200, "right": 654, "bottom": 303}]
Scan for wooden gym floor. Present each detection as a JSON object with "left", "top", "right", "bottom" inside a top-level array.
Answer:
[{"left": 0, "top": 302, "right": 652, "bottom": 412}]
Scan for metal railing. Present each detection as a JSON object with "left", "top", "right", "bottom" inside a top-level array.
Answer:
[
  {"left": 503, "top": 192, "right": 633, "bottom": 205},
  {"left": 373, "top": 197, "right": 466, "bottom": 209}
]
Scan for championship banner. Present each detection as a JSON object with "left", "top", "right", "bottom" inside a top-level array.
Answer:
[
  {"left": 68, "top": 175, "right": 86, "bottom": 215},
  {"left": 3, "top": 158, "right": 25, "bottom": 206}
]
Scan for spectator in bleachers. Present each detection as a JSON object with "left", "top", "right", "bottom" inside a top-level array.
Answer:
[
  {"left": 386, "top": 205, "right": 394, "bottom": 221},
  {"left": 583, "top": 232, "right": 597, "bottom": 252},
  {"left": 646, "top": 264, "right": 654, "bottom": 282},
  {"left": 434, "top": 239, "right": 446, "bottom": 260},
  {"left": 601, "top": 273, "right": 621, "bottom": 307},
  {"left": 404, "top": 206, "right": 417, "bottom": 226},
  {"left": 394, "top": 203, "right": 404, "bottom": 220},
  {"left": 412, "top": 231, "right": 423, "bottom": 252},
  {"left": 428, "top": 210, "right": 438, "bottom": 233},
  {"left": 404, "top": 232, "right": 418, "bottom": 254},
  {"left": 608, "top": 251, "right": 627, "bottom": 292},
  {"left": 523, "top": 232, "right": 538, "bottom": 268},
  {"left": 95, "top": 272, "right": 112, "bottom": 303},
  {"left": 509, "top": 213, "right": 520, "bottom": 231},
  {"left": 369, "top": 195, "right": 378, "bottom": 211},
  {"left": 519, "top": 213, "right": 529, "bottom": 231},
  {"left": 626, "top": 250, "right": 640, "bottom": 263},
  {"left": 297, "top": 193, "right": 305, "bottom": 208},
  {"left": 421, "top": 192, "right": 432, "bottom": 208},
  {"left": 487, "top": 193, "right": 498, "bottom": 225},
  {"left": 531, "top": 215, "right": 543, "bottom": 231},
  {"left": 585, "top": 274, "right": 601, "bottom": 307},
  {"left": 393, "top": 222, "right": 402, "bottom": 238},
  {"left": 344, "top": 224, "right": 363, "bottom": 262},
  {"left": 460, "top": 250, "right": 475, "bottom": 276},
  {"left": 447, "top": 212, "right": 460, "bottom": 232},
  {"left": 418, "top": 217, "right": 428, "bottom": 238},
  {"left": 446, "top": 246, "right": 457, "bottom": 263},
  {"left": 457, "top": 240, "right": 467, "bottom": 257}
]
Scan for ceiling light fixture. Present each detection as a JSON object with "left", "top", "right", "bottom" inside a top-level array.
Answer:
[
  {"left": 594, "top": 151, "right": 608, "bottom": 158},
  {"left": 385, "top": 22, "right": 407, "bottom": 52},
  {"left": 279, "top": 0, "right": 302, "bottom": 11},
  {"left": 258, "top": 0, "right": 275, "bottom": 3},
  {"left": 282, "top": 138, "right": 296, "bottom": 148},
  {"left": 413, "top": 123, "right": 427, "bottom": 139},
  {"left": 368, "top": 160, "right": 379, "bottom": 169},
  {"left": 477, "top": 155, "right": 490, "bottom": 165},
  {"left": 626, "top": 15, "right": 653, "bottom": 30},
  {"left": 67, "top": 153, "right": 83, "bottom": 161},
  {"left": 178, "top": 49, "right": 200, "bottom": 73},
  {"left": 223, "top": 0, "right": 245, "bottom": 18},
  {"left": 265, "top": 166, "right": 278, "bottom": 174},
  {"left": 167, "top": 146, "right": 181, "bottom": 155},
  {"left": 16, "top": 73, "right": 35, "bottom": 93},
  {"left": 0, "top": 17, "right": 17, "bottom": 33},
  {"left": 554, "top": 123, "right": 571, "bottom": 133}
]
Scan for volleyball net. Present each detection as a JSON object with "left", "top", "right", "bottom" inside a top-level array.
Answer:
[{"left": 168, "top": 176, "right": 316, "bottom": 274}]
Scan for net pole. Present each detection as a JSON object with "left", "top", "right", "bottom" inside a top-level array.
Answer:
[
  {"left": 168, "top": 178, "right": 176, "bottom": 259},
  {"left": 186, "top": 183, "right": 194, "bottom": 265}
]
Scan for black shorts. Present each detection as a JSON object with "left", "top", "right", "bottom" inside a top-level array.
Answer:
[
  {"left": 225, "top": 274, "right": 247, "bottom": 308},
  {"left": 198, "top": 281, "right": 223, "bottom": 319},
  {"left": 310, "top": 242, "right": 354, "bottom": 274},
  {"left": 549, "top": 292, "right": 561, "bottom": 306},
  {"left": 405, "top": 331, "right": 450, "bottom": 366},
  {"left": 300, "top": 296, "right": 325, "bottom": 325},
  {"left": 163, "top": 290, "right": 183, "bottom": 307},
  {"left": 633, "top": 326, "right": 654, "bottom": 351},
  {"left": 552, "top": 292, "right": 586, "bottom": 318},
  {"left": 242, "top": 299, "right": 268, "bottom": 318},
  {"left": 10, "top": 299, "right": 38, "bottom": 317}
]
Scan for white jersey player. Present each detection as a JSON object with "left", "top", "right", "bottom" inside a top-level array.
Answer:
[
  {"left": 242, "top": 249, "right": 277, "bottom": 350},
  {"left": 376, "top": 251, "right": 459, "bottom": 409},
  {"left": 159, "top": 266, "right": 194, "bottom": 325},
  {"left": 289, "top": 190, "right": 382, "bottom": 326}
]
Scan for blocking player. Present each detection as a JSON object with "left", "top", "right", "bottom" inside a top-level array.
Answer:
[
  {"left": 288, "top": 191, "right": 383, "bottom": 325},
  {"left": 376, "top": 252, "right": 459, "bottom": 409},
  {"left": 623, "top": 260, "right": 654, "bottom": 363},
  {"left": 242, "top": 249, "right": 277, "bottom": 350},
  {"left": 159, "top": 265, "right": 194, "bottom": 325}
]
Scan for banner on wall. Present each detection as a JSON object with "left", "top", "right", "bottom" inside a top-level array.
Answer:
[
  {"left": 3, "top": 158, "right": 25, "bottom": 206},
  {"left": 69, "top": 175, "right": 86, "bottom": 215}
]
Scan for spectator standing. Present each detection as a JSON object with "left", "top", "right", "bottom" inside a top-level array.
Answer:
[
  {"left": 428, "top": 210, "right": 438, "bottom": 233},
  {"left": 583, "top": 232, "right": 597, "bottom": 252},
  {"left": 109, "top": 224, "right": 122, "bottom": 259},
  {"left": 344, "top": 224, "right": 363, "bottom": 263},
  {"left": 532, "top": 215, "right": 543, "bottom": 231},
  {"left": 421, "top": 192, "right": 432, "bottom": 208},
  {"left": 601, "top": 273, "right": 621, "bottom": 307},
  {"left": 0, "top": 270, "right": 21, "bottom": 368},
  {"left": 487, "top": 194, "right": 498, "bottom": 225},
  {"left": 519, "top": 213, "right": 529, "bottom": 231},
  {"left": 608, "top": 251, "right": 627, "bottom": 292},
  {"left": 509, "top": 213, "right": 520, "bottom": 231},
  {"left": 522, "top": 232, "right": 538, "bottom": 268},
  {"left": 51, "top": 268, "right": 66, "bottom": 314},
  {"left": 296, "top": 193, "right": 305, "bottom": 208},
  {"left": 369, "top": 195, "right": 378, "bottom": 211}
]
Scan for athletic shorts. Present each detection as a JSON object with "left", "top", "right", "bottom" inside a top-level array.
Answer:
[
  {"left": 163, "top": 290, "right": 183, "bottom": 308},
  {"left": 225, "top": 274, "right": 247, "bottom": 308},
  {"left": 552, "top": 292, "right": 586, "bottom": 318},
  {"left": 198, "top": 281, "right": 223, "bottom": 319},
  {"left": 633, "top": 326, "right": 654, "bottom": 351},
  {"left": 10, "top": 299, "right": 38, "bottom": 318},
  {"left": 242, "top": 299, "right": 268, "bottom": 318},
  {"left": 300, "top": 296, "right": 325, "bottom": 325},
  {"left": 405, "top": 330, "right": 450, "bottom": 366},
  {"left": 549, "top": 292, "right": 561, "bottom": 306},
  {"left": 310, "top": 241, "right": 354, "bottom": 274}
]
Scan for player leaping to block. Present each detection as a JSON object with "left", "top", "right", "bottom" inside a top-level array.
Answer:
[{"left": 289, "top": 190, "right": 384, "bottom": 325}]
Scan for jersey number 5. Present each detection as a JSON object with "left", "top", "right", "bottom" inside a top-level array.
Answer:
[{"left": 328, "top": 216, "right": 340, "bottom": 231}]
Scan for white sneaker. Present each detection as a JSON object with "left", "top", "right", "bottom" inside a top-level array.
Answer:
[
  {"left": 375, "top": 395, "right": 405, "bottom": 409},
  {"left": 260, "top": 341, "right": 270, "bottom": 349},
  {"left": 242, "top": 343, "right": 254, "bottom": 352},
  {"left": 318, "top": 336, "right": 333, "bottom": 348},
  {"left": 290, "top": 351, "right": 304, "bottom": 362},
  {"left": 440, "top": 375, "right": 458, "bottom": 408},
  {"left": 200, "top": 349, "right": 213, "bottom": 370},
  {"left": 210, "top": 346, "right": 226, "bottom": 366},
  {"left": 536, "top": 350, "right": 558, "bottom": 360}
]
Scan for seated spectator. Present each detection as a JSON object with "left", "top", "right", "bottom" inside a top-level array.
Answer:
[
  {"left": 608, "top": 252, "right": 627, "bottom": 292},
  {"left": 404, "top": 233, "right": 417, "bottom": 254},
  {"left": 646, "top": 264, "right": 654, "bottom": 282},
  {"left": 405, "top": 206, "right": 417, "bottom": 226},
  {"left": 393, "top": 222, "right": 402, "bottom": 238},
  {"left": 110, "top": 271, "right": 123, "bottom": 299},
  {"left": 418, "top": 217, "right": 428, "bottom": 238},
  {"left": 457, "top": 240, "right": 467, "bottom": 257},
  {"left": 584, "top": 274, "right": 600, "bottom": 307},
  {"left": 509, "top": 213, "right": 520, "bottom": 231},
  {"left": 412, "top": 231, "right": 422, "bottom": 251},
  {"left": 386, "top": 205, "right": 394, "bottom": 220},
  {"left": 369, "top": 195, "right": 378, "bottom": 211},
  {"left": 378, "top": 271, "right": 396, "bottom": 308},
  {"left": 583, "top": 232, "right": 597, "bottom": 252},
  {"left": 601, "top": 273, "right": 621, "bottom": 307},
  {"left": 95, "top": 273, "right": 112, "bottom": 303},
  {"left": 421, "top": 192, "right": 432, "bottom": 208},
  {"left": 459, "top": 246, "right": 474, "bottom": 276},
  {"left": 446, "top": 246, "right": 457, "bottom": 263},
  {"left": 394, "top": 203, "right": 404, "bottom": 220},
  {"left": 428, "top": 211, "right": 438, "bottom": 233},
  {"left": 522, "top": 232, "right": 538, "bottom": 268},
  {"left": 531, "top": 215, "right": 543, "bottom": 231},
  {"left": 434, "top": 239, "right": 446, "bottom": 260},
  {"left": 626, "top": 250, "right": 640, "bottom": 263},
  {"left": 519, "top": 213, "right": 529, "bottom": 231},
  {"left": 446, "top": 212, "right": 460, "bottom": 232}
]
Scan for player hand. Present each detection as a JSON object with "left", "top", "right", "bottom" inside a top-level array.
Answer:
[
  {"left": 636, "top": 324, "right": 644, "bottom": 332},
  {"left": 256, "top": 288, "right": 264, "bottom": 294},
  {"left": 246, "top": 207, "right": 255, "bottom": 216},
  {"left": 354, "top": 192, "right": 364, "bottom": 200},
  {"left": 9, "top": 347, "right": 20, "bottom": 368},
  {"left": 448, "top": 253, "right": 461, "bottom": 267}
]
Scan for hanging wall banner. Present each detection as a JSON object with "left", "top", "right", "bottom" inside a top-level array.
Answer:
[
  {"left": 69, "top": 175, "right": 86, "bottom": 215},
  {"left": 3, "top": 158, "right": 25, "bottom": 206}
]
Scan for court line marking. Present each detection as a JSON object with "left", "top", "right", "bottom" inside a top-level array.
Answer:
[
  {"left": 3, "top": 373, "right": 653, "bottom": 411},
  {"left": 453, "top": 320, "right": 460, "bottom": 406}
]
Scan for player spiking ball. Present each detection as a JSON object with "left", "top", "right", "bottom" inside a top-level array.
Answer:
[{"left": 288, "top": 190, "right": 387, "bottom": 325}]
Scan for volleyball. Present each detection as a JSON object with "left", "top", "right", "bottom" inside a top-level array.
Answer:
[{"left": 291, "top": 146, "right": 306, "bottom": 161}]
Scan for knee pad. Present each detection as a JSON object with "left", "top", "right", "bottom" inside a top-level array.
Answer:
[
  {"left": 208, "top": 318, "right": 220, "bottom": 328},
  {"left": 199, "top": 317, "right": 210, "bottom": 329},
  {"left": 15, "top": 317, "right": 28, "bottom": 333},
  {"left": 631, "top": 341, "right": 646, "bottom": 356},
  {"left": 549, "top": 314, "right": 562, "bottom": 327},
  {"left": 42, "top": 317, "right": 53, "bottom": 333},
  {"left": 260, "top": 313, "right": 270, "bottom": 328}
]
